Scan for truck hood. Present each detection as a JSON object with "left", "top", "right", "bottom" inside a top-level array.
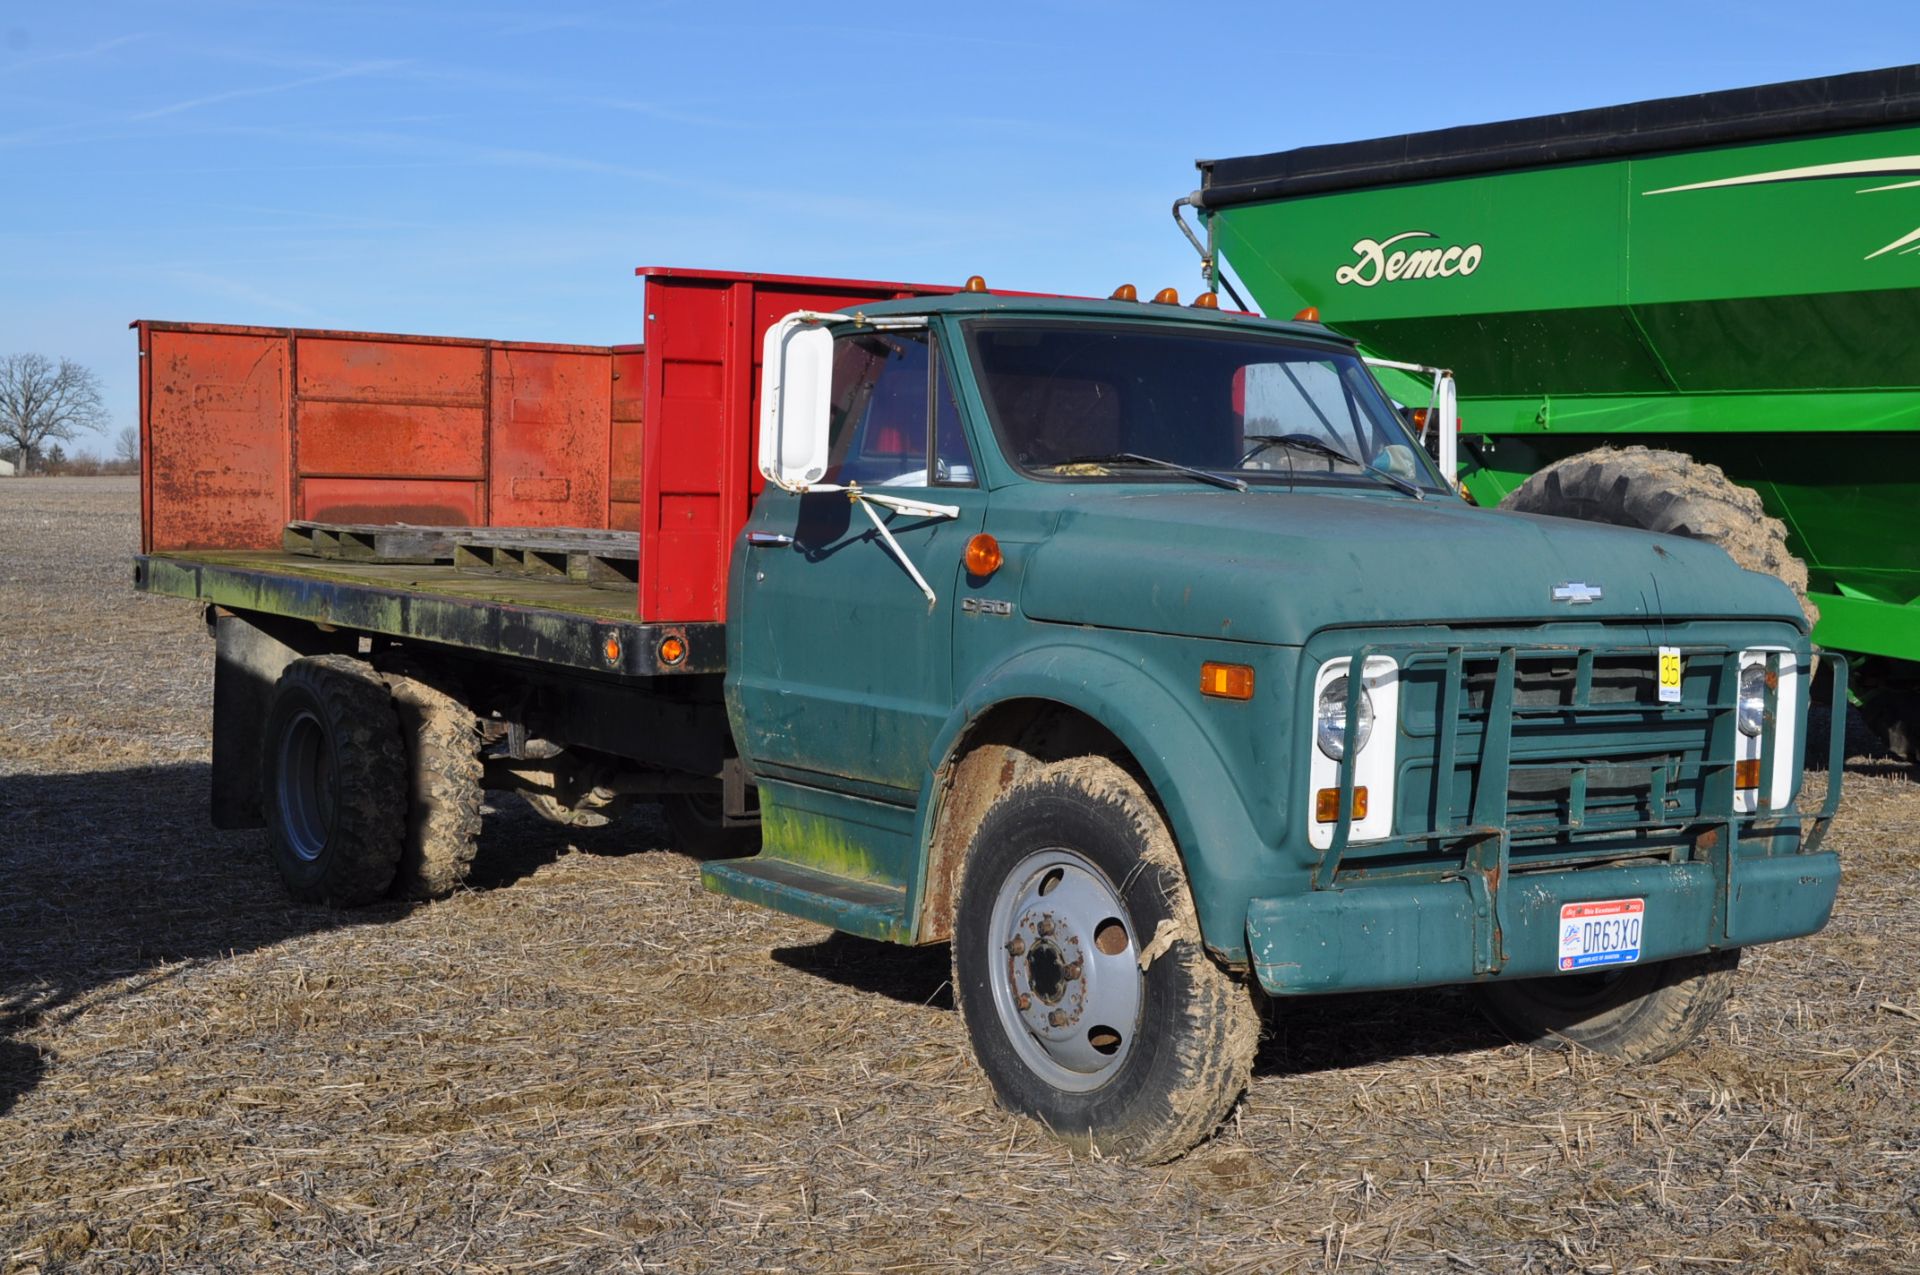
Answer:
[{"left": 1018, "top": 489, "right": 1801, "bottom": 646}]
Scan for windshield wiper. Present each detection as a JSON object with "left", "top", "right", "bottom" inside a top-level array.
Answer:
[
  {"left": 1059, "top": 452, "right": 1247, "bottom": 492},
  {"left": 1240, "top": 433, "right": 1424, "bottom": 500}
]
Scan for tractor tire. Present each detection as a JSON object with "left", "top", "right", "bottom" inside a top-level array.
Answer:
[
  {"left": 376, "top": 656, "right": 484, "bottom": 900},
  {"left": 949, "top": 755, "right": 1260, "bottom": 1163},
  {"left": 1473, "top": 948, "right": 1741, "bottom": 1063},
  {"left": 1500, "top": 446, "right": 1816, "bottom": 630},
  {"left": 260, "top": 655, "right": 406, "bottom": 907}
]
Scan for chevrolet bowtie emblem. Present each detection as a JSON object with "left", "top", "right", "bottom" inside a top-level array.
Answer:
[{"left": 1552, "top": 582, "right": 1604, "bottom": 605}]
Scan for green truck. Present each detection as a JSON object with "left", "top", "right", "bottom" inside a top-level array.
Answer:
[
  {"left": 1180, "top": 64, "right": 1920, "bottom": 756},
  {"left": 136, "top": 265, "right": 1841, "bottom": 1162}
]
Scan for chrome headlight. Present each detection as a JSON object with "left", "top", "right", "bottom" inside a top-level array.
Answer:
[
  {"left": 1315, "top": 675, "right": 1375, "bottom": 760},
  {"left": 1737, "top": 663, "right": 1768, "bottom": 737}
]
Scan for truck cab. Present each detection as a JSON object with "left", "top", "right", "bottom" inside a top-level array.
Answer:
[{"left": 718, "top": 287, "right": 1840, "bottom": 1158}]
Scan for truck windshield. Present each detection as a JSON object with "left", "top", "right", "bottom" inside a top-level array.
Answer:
[{"left": 963, "top": 319, "right": 1445, "bottom": 494}]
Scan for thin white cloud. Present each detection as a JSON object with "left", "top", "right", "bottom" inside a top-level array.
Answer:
[
  {"left": 1, "top": 32, "right": 149, "bottom": 75},
  {"left": 128, "top": 59, "right": 410, "bottom": 122}
]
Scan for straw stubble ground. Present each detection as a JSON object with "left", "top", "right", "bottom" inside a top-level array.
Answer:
[{"left": 1, "top": 478, "right": 1915, "bottom": 1273}]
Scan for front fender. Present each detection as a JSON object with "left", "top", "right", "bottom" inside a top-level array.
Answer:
[{"left": 915, "top": 638, "right": 1278, "bottom": 963}]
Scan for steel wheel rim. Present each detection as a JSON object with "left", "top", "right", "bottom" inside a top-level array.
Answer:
[
  {"left": 277, "top": 709, "right": 335, "bottom": 863},
  {"left": 986, "top": 847, "right": 1143, "bottom": 1092}
]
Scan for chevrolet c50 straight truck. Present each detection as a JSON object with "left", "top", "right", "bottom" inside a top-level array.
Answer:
[{"left": 135, "top": 266, "right": 1844, "bottom": 1162}]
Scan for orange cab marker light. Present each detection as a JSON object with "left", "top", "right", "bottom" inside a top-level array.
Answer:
[
  {"left": 1315, "top": 786, "right": 1369, "bottom": 823},
  {"left": 964, "top": 275, "right": 989, "bottom": 293},
  {"left": 1110, "top": 283, "right": 1138, "bottom": 301},
  {"left": 1200, "top": 662, "right": 1254, "bottom": 700},
  {"left": 1152, "top": 287, "right": 1180, "bottom": 305},
  {"left": 658, "top": 635, "right": 687, "bottom": 666},
  {"left": 601, "top": 635, "right": 623, "bottom": 665},
  {"left": 965, "top": 533, "right": 1003, "bottom": 577},
  {"left": 1192, "top": 291, "right": 1219, "bottom": 309},
  {"left": 1735, "top": 758, "right": 1762, "bottom": 789},
  {"left": 1294, "top": 306, "right": 1321, "bottom": 323}
]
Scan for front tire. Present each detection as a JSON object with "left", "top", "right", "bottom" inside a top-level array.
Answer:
[
  {"left": 950, "top": 755, "right": 1259, "bottom": 1163},
  {"left": 1473, "top": 948, "right": 1740, "bottom": 1063},
  {"left": 260, "top": 655, "right": 406, "bottom": 907}
]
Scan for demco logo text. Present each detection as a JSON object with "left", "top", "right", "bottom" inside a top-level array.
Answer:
[{"left": 1335, "top": 232, "right": 1482, "bottom": 287}]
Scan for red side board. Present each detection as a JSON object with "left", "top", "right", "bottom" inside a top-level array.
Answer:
[{"left": 138, "top": 266, "right": 1011, "bottom": 622}]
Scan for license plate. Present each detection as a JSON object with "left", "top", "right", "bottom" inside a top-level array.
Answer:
[
  {"left": 1558, "top": 898, "right": 1645, "bottom": 971},
  {"left": 1657, "top": 646, "right": 1682, "bottom": 703}
]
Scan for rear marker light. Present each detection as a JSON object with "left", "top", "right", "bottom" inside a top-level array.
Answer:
[
  {"left": 1315, "top": 786, "right": 1369, "bottom": 823},
  {"left": 1191, "top": 291, "right": 1219, "bottom": 309},
  {"left": 602, "top": 635, "right": 622, "bottom": 665},
  {"left": 964, "top": 275, "right": 989, "bottom": 293},
  {"left": 1200, "top": 662, "right": 1254, "bottom": 700},
  {"left": 658, "top": 635, "right": 687, "bottom": 666},
  {"left": 1294, "top": 306, "right": 1321, "bottom": 323},
  {"left": 1153, "top": 287, "right": 1180, "bottom": 305},
  {"left": 1110, "top": 283, "right": 1138, "bottom": 301}
]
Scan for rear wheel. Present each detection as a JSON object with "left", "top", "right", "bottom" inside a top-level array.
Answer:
[
  {"left": 376, "top": 656, "right": 484, "bottom": 899},
  {"left": 950, "top": 755, "right": 1259, "bottom": 1163},
  {"left": 1500, "top": 446, "right": 1816, "bottom": 630},
  {"left": 1473, "top": 949, "right": 1740, "bottom": 1063},
  {"left": 260, "top": 655, "right": 406, "bottom": 906}
]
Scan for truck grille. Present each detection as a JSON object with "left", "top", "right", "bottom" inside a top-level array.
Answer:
[{"left": 1352, "top": 643, "right": 1751, "bottom": 874}]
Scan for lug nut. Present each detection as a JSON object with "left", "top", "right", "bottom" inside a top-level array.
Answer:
[
  {"left": 1005, "top": 937, "right": 1025, "bottom": 956},
  {"left": 1015, "top": 993, "right": 1031, "bottom": 1011},
  {"left": 1063, "top": 961, "right": 1083, "bottom": 980},
  {"left": 1036, "top": 918, "right": 1054, "bottom": 936},
  {"left": 1048, "top": 1010, "right": 1069, "bottom": 1028}
]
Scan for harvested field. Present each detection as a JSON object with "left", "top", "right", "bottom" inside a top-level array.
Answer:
[{"left": 2, "top": 476, "right": 1917, "bottom": 1273}]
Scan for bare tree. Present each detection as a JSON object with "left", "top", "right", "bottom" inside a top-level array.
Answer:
[
  {"left": 115, "top": 424, "right": 140, "bottom": 464},
  {"left": 0, "top": 354, "right": 108, "bottom": 475}
]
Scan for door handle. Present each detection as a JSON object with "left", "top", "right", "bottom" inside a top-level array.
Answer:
[{"left": 745, "top": 531, "right": 794, "bottom": 547}]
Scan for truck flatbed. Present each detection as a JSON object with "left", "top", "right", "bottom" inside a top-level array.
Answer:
[{"left": 136, "top": 550, "right": 724, "bottom": 677}]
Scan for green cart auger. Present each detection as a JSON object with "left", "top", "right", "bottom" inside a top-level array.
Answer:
[{"left": 1180, "top": 64, "right": 1920, "bottom": 756}]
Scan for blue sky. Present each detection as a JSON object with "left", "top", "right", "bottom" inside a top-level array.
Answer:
[{"left": 1, "top": 1, "right": 1908, "bottom": 444}]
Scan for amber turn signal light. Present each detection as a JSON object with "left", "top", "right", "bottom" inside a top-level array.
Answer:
[
  {"left": 658, "top": 634, "right": 687, "bottom": 666},
  {"left": 1191, "top": 291, "right": 1218, "bottom": 309},
  {"left": 965, "top": 533, "right": 1003, "bottom": 577},
  {"left": 1735, "top": 758, "right": 1762, "bottom": 790},
  {"left": 1315, "top": 786, "right": 1369, "bottom": 823},
  {"left": 964, "top": 275, "right": 989, "bottom": 293},
  {"left": 1294, "top": 306, "right": 1321, "bottom": 323},
  {"left": 1110, "top": 283, "right": 1138, "bottom": 301},
  {"left": 1200, "top": 662, "right": 1254, "bottom": 700},
  {"left": 1152, "top": 287, "right": 1180, "bottom": 305},
  {"left": 601, "top": 635, "right": 623, "bottom": 665}
]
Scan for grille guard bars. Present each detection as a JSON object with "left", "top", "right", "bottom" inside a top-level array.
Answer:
[{"left": 1316, "top": 644, "right": 1847, "bottom": 891}]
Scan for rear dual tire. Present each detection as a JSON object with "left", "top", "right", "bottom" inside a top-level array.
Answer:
[{"left": 261, "top": 654, "right": 482, "bottom": 906}]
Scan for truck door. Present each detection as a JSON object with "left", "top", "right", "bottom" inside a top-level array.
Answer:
[{"left": 733, "top": 326, "right": 985, "bottom": 797}]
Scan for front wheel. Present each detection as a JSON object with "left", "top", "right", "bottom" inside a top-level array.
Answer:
[
  {"left": 1473, "top": 948, "right": 1740, "bottom": 1063},
  {"left": 950, "top": 755, "right": 1259, "bottom": 1163}
]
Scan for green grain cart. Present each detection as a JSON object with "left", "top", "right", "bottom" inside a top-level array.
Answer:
[{"left": 1180, "top": 65, "right": 1920, "bottom": 754}]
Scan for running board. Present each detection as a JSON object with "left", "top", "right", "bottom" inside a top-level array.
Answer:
[{"left": 700, "top": 856, "right": 911, "bottom": 943}]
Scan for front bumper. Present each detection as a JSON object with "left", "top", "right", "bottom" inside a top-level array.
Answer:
[
  {"left": 1248, "top": 849, "right": 1839, "bottom": 994},
  {"left": 1248, "top": 646, "right": 1848, "bottom": 997}
]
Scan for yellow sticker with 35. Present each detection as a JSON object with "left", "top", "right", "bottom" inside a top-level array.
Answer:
[{"left": 1657, "top": 646, "right": 1682, "bottom": 703}]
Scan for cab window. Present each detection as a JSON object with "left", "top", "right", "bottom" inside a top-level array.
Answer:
[{"left": 824, "top": 329, "right": 975, "bottom": 487}]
